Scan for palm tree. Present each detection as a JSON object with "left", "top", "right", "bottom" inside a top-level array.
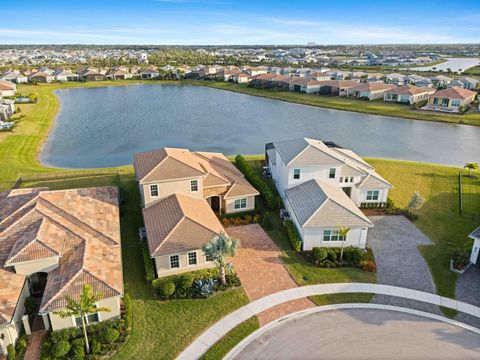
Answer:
[
  {"left": 202, "top": 232, "right": 239, "bottom": 285},
  {"left": 338, "top": 226, "right": 351, "bottom": 262},
  {"left": 54, "top": 285, "right": 110, "bottom": 354},
  {"left": 464, "top": 162, "right": 479, "bottom": 175}
]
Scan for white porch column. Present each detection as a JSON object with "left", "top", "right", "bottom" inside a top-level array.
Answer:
[
  {"left": 41, "top": 313, "right": 51, "bottom": 330},
  {"left": 21, "top": 315, "right": 31, "bottom": 335}
]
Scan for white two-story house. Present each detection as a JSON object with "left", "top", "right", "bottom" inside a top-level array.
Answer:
[{"left": 266, "top": 138, "right": 392, "bottom": 250}]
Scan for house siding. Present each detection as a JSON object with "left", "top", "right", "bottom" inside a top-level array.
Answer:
[
  {"left": 141, "top": 177, "right": 204, "bottom": 207},
  {"left": 224, "top": 195, "right": 255, "bottom": 214},
  {"left": 154, "top": 249, "right": 214, "bottom": 277},
  {"left": 13, "top": 257, "right": 59, "bottom": 275}
]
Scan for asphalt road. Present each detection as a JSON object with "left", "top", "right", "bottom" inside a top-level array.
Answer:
[{"left": 233, "top": 309, "right": 480, "bottom": 360}]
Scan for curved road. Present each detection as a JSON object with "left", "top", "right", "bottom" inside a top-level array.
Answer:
[{"left": 233, "top": 308, "right": 480, "bottom": 360}]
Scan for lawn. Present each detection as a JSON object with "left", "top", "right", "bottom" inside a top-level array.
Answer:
[
  {"left": 188, "top": 81, "right": 480, "bottom": 127},
  {"left": 367, "top": 159, "right": 480, "bottom": 300}
]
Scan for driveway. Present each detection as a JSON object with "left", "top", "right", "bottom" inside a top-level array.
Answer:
[
  {"left": 367, "top": 216, "right": 439, "bottom": 313},
  {"left": 456, "top": 264, "right": 480, "bottom": 328},
  {"left": 227, "top": 224, "right": 313, "bottom": 325},
  {"left": 233, "top": 308, "right": 480, "bottom": 360}
]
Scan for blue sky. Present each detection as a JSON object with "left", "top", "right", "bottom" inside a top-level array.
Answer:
[{"left": 1, "top": 0, "right": 479, "bottom": 45}]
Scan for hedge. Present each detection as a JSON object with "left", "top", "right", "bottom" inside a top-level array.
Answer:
[
  {"left": 234, "top": 155, "right": 280, "bottom": 210},
  {"left": 284, "top": 220, "right": 302, "bottom": 252},
  {"left": 141, "top": 242, "right": 156, "bottom": 282}
]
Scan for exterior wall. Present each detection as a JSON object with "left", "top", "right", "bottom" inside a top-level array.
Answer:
[
  {"left": 224, "top": 195, "right": 255, "bottom": 214},
  {"left": 470, "top": 237, "right": 480, "bottom": 264},
  {"left": 0, "top": 90, "right": 15, "bottom": 97},
  {"left": 368, "top": 90, "right": 389, "bottom": 100},
  {"left": 48, "top": 296, "right": 121, "bottom": 331},
  {"left": 353, "top": 188, "right": 389, "bottom": 206},
  {"left": 13, "top": 257, "right": 59, "bottom": 275},
  {"left": 141, "top": 176, "right": 204, "bottom": 207},
  {"left": 302, "top": 226, "right": 368, "bottom": 250},
  {"left": 204, "top": 186, "right": 228, "bottom": 198},
  {"left": 154, "top": 249, "right": 214, "bottom": 277}
]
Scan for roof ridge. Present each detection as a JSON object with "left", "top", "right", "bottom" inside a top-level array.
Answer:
[
  {"left": 153, "top": 215, "right": 186, "bottom": 254},
  {"left": 0, "top": 193, "right": 40, "bottom": 229}
]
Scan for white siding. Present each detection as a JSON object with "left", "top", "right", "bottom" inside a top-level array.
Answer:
[{"left": 302, "top": 227, "right": 368, "bottom": 250}]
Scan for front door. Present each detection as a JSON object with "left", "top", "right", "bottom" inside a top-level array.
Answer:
[{"left": 210, "top": 196, "right": 220, "bottom": 213}]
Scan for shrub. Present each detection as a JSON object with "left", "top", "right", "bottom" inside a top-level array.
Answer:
[
  {"left": 25, "top": 296, "right": 37, "bottom": 316},
  {"left": 342, "top": 247, "right": 363, "bottom": 266},
  {"left": 174, "top": 274, "right": 194, "bottom": 297},
  {"left": 71, "top": 338, "right": 85, "bottom": 360},
  {"left": 193, "top": 278, "right": 218, "bottom": 298},
  {"left": 7, "top": 344, "right": 15, "bottom": 360},
  {"left": 284, "top": 220, "right": 302, "bottom": 252},
  {"left": 52, "top": 340, "right": 71, "bottom": 359},
  {"left": 360, "top": 259, "right": 376, "bottom": 272},
  {"left": 91, "top": 339, "right": 102, "bottom": 354},
  {"left": 326, "top": 248, "right": 337, "bottom": 263},
  {"left": 122, "top": 293, "right": 132, "bottom": 330},
  {"left": 312, "top": 247, "right": 328, "bottom": 265},
  {"left": 101, "top": 328, "right": 120, "bottom": 344},
  {"left": 152, "top": 279, "right": 176, "bottom": 299},
  {"left": 452, "top": 247, "right": 470, "bottom": 270},
  {"left": 141, "top": 242, "right": 156, "bottom": 282},
  {"left": 225, "top": 273, "right": 241, "bottom": 287}
]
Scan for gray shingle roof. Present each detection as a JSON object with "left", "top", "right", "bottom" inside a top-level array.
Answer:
[{"left": 272, "top": 138, "right": 309, "bottom": 164}]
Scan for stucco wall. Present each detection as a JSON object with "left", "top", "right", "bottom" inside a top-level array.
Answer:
[
  {"left": 302, "top": 227, "right": 368, "bottom": 250},
  {"left": 141, "top": 176, "right": 204, "bottom": 207},
  {"left": 154, "top": 249, "right": 214, "bottom": 277},
  {"left": 224, "top": 196, "right": 255, "bottom": 214},
  {"left": 13, "top": 257, "right": 59, "bottom": 275}
]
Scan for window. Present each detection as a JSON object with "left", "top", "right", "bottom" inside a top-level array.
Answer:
[
  {"left": 329, "top": 168, "right": 336, "bottom": 179},
  {"left": 234, "top": 198, "right": 247, "bottom": 209},
  {"left": 190, "top": 180, "right": 198, "bottom": 192},
  {"left": 170, "top": 255, "right": 180, "bottom": 268},
  {"left": 205, "top": 253, "right": 214, "bottom": 262},
  {"left": 87, "top": 313, "right": 99, "bottom": 324},
  {"left": 350, "top": 177, "right": 354, "bottom": 183},
  {"left": 150, "top": 184, "right": 159, "bottom": 197},
  {"left": 451, "top": 99, "right": 461, "bottom": 107},
  {"left": 340, "top": 177, "right": 344, "bottom": 183},
  {"left": 366, "top": 190, "right": 380, "bottom": 201},
  {"left": 293, "top": 169, "right": 301, "bottom": 180},
  {"left": 323, "top": 229, "right": 346, "bottom": 241},
  {"left": 188, "top": 252, "right": 197, "bottom": 266}
]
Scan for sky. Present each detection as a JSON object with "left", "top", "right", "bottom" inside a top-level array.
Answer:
[{"left": 1, "top": 0, "right": 479, "bottom": 45}]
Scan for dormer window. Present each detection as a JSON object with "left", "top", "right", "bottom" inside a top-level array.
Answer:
[
  {"left": 190, "top": 180, "right": 198, "bottom": 192},
  {"left": 293, "top": 169, "right": 301, "bottom": 180},
  {"left": 150, "top": 184, "right": 159, "bottom": 197}
]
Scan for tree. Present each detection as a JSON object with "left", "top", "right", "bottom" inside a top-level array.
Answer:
[
  {"left": 464, "top": 162, "right": 478, "bottom": 175},
  {"left": 338, "top": 226, "right": 351, "bottom": 262},
  {"left": 54, "top": 284, "right": 110, "bottom": 354},
  {"left": 407, "top": 191, "right": 425, "bottom": 215},
  {"left": 202, "top": 232, "right": 239, "bottom": 285}
]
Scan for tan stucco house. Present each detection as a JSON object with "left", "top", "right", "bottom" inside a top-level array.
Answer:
[
  {"left": 425, "top": 87, "right": 477, "bottom": 113},
  {"left": 134, "top": 147, "right": 259, "bottom": 277},
  {"left": 346, "top": 82, "right": 397, "bottom": 100},
  {"left": 0, "top": 187, "right": 123, "bottom": 354},
  {"left": 384, "top": 85, "right": 435, "bottom": 104}
]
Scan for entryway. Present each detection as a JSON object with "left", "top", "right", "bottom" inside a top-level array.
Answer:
[{"left": 207, "top": 196, "right": 221, "bottom": 214}]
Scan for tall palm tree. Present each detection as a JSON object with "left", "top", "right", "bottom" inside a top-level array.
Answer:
[
  {"left": 464, "top": 162, "right": 478, "bottom": 175},
  {"left": 202, "top": 232, "right": 239, "bottom": 285},
  {"left": 338, "top": 226, "right": 351, "bottom": 262},
  {"left": 54, "top": 285, "right": 110, "bottom": 354}
]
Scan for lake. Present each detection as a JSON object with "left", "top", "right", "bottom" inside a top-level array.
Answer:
[
  {"left": 404, "top": 57, "right": 480, "bottom": 72},
  {"left": 40, "top": 84, "right": 480, "bottom": 168}
]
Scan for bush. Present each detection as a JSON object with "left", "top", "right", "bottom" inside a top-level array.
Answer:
[
  {"left": 360, "top": 259, "right": 376, "bottom": 272},
  {"left": 225, "top": 273, "right": 241, "bottom": 287},
  {"left": 284, "top": 220, "right": 302, "bottom": 252},
  {"left": 193, "top": 278, "right": 218, "bottom": 298},
  {"left": 71, "top": 338, "right": 85, "bottom": 360},
  {"left": 122, "top": 293, "right": 132, "bottom": 330},
  {"left": 452, "top": 247, "right": 470, "bottom": 270},
  {"left": 101, "top": 328, "right": 120, "bottom": 344},
  {"left": 141, "top": 242, "right": 156, "bottom": 282},
  {"left": 7, "top": 344, "right": 15, "bottom": 360},
  {"left": 326, "top": 248, "right": 337, "bottom": 263},
  {"left": 174, "top": 274, "right": 194, "bottom": 297},
  {"left": 342, "top": 247, "right": 363, "bottom": 266},
  {"left": 52, "top": 340, "right": 71, "bottom": 359},
  {"left": 91, "top": 339, "right": 102, "bottom": 354},
  {"left": 152, "top": 279, "right": 176, "bottom": 299},
  {"left": 312, "top": 247, "right": 328, "bottom": 265}
]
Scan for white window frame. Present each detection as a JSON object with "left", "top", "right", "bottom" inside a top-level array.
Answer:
[
  {"left": 205, "top": 252, "right": 214, "bottom": 262},
  {"left": 293, "top": 169, "right": 301, "bottom": 180},
  {"left": 329, "top": 168, "right": 336, "bottom": 179},
  {"left": 323, "top": 229, "right": 346, "bottom": 242},
  {"left": 150, "top": 184, "right": 159, "bottom": 197},
  {"left": 169, "top": 254, "right": 180, "bottom": 269},
  {"left": 234, "top": 198, "right": 247, "bottom": 210},
  {"left": 366, "top": 190, "right": 380, "bottom": 201},
  {"left": 190, "top": 179, "right": 199, "bottom": 193},
  {"left": 187, "top": 251, "right": 197, "bottom": 266}
]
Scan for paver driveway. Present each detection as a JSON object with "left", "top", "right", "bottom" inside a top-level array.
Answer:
[
  {"left": 367, "top": 216, "right": 439, "bottom": 313},
  {"left": 227, "top": 224, "right": 313, "bottom": 325}
]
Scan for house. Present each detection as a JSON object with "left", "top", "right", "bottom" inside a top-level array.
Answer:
[
  {"left": 234, "top": 73, "right": 249, "bottom": 83},
  {"left": 53, "top": 69, "right": 79, "bottom": 82},
  {"left": 78, "top": 70, "right": 106, "bottom": 82},
  {"left": 346, "top": 83, "right": 396, "bottom": 100},
  {"left": 316, "top": 80, "right": 358, "bottom": 96},
  {"left": 0, "top": 99, "right": 15, "bottom": 120},
  {"left": 134, "top": 148, "right": 259, "bottom": 277},
  {"left": 469, "top": 227, "right": 480, "bottom": 264},
  {"left": 140, "top": 69, "right": 159, "bottom": 79},
  {"left": 29, "top": 72, "right": 54, "bottom": 83},
  {"left": 0, "top": 80, "right": 16, "bottom": 97},
  {"left": 431, "top": 75, "right": 452, "bottom": 88},
  {"left": 365, "top": 73, "right": 385, "bottom": 83},
  {"left": 289, "top": 78, "right": 324, "bottom": 93},
  {"left": 307, "top": 72, "right": 331, "bottom": 81},
  {"left": 425, "top": 87, "right": 477, "bottom": 113},
  {"left": 0, "top": 187, "right": 123, "bottom": 353},
  {"left": 448, "top": 77, "right": 478, "bottom": 90},
  {"left": 0, "top": 71, "right": 28, "bottom": 84},
  {"left": 110, "top": 69, "right": 133, "bottom": 80},
  {"left": 406, "top": 75, "right": 433, "bottom": 88},
  {"left": 266, "top": 138, "right": 391, "bottom": 250},
  {"left": 385, "top": 73, "right": 407, "bottom": 86},
  {"left": 384, "top": 85, "right": 435, "bottom": 104}
]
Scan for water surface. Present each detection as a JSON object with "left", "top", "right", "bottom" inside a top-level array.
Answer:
[
  {"left": 41, "top": 84, "right": 480, "bottom": 168},
  {"left": 405, "top": 57, "right": 480, "bottom": 72}
]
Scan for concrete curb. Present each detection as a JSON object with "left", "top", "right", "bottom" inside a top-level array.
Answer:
[
  {"left": 224, "top": 303, "right": 480, "bottom": 359},
  {"left": 176, "top": 283, "right": 480, "bottom": 360}
]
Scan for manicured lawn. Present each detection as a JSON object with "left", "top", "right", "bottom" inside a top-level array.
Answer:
[
  {"left": 367, "top": 159, "right": 480, "bottom": 300},
  {"left": 189, "top": 81, "right": 480, "bottom": 127}
]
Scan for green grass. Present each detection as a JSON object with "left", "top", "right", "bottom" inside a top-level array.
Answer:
[
  {"left": 367, "top": 159, "right": 480, "bottom": 300},
  {"left": 200, "top": 317, "right": 260, "bottom": 360},
  {"left": 188, "top": 81, "right": 480, "bottom": 127}
]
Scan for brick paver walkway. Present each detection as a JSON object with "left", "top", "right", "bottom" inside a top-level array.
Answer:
[
  {"left": 227, "top": 224, "right": 313, "bottom": 325},
  {"left": 24, "top": 330, "right": 45, "bottom": 360}
]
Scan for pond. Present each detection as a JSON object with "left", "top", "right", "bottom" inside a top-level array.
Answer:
[
  {"left": 40, "top": 84, "right": 480, "bottom": 168},
  {"left": 404, "top": 57, "right": 480, "bottom": 72}
]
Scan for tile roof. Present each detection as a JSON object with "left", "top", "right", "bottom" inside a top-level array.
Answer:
[
  {"left": 386, "top": 85, "right": 435, "bottom": 96},
  {"left": 0, "top": 271, "right": 26, "bottom": 325},
  {"left": 285, "top": 180, "right": 373, "bottom": 228},
  {"left": 349, "top": 82, "right": 396, "bottom": 92},
  {"left": 143, "top": 194, "right": 224, "bottom": 256},
  {"left": 0, "top": 187, "right": 122, "bottom": 315},
  {"left": 432, "top": 87, "right": 477, "bottom": 100}
]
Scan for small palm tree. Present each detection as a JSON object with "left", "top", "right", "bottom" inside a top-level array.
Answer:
[
  {"left": 464, "top": 162, "right": 478, "bottom": 175},
  {"left": 54, "top": 285, "right": 110, "bottom": 354},
  {"left": 338, "top": 226, "right": 351, "bottom": 262},
  {"left": 202, "top": 232, "right": 239, "bottom": 285}
]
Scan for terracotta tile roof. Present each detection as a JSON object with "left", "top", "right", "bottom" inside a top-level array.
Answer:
[
  {"left": 0, "top": 80, "right": 16, "bottom": 91},
  {"left": 0, "top": 270, "right": 26, "bottom": 324},
  {"left": 432, "top": 87, "right": 477, "bottom": 100},
  {"left": 386, "top": 85, "right": 435, "bottom": 96},
  {"left": 350, "top": 82, "right": 396, "bottom": 92},
  {"left": 316, "top": 80, "right": 358, "bottom": 89},
  {"left": 0, "top": 187, "right": 122, "bottom": 314},
  {"left": 143, "top": 194, "right": 224, "bottom": 256}
]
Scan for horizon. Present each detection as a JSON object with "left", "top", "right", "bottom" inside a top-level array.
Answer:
[{"left": 1, "top": 0, "right": 480, "bottom": 45}]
